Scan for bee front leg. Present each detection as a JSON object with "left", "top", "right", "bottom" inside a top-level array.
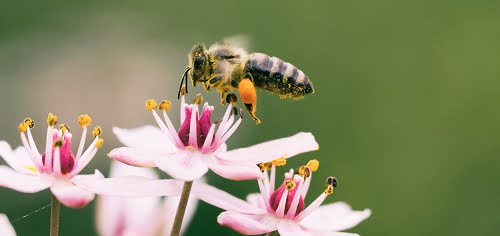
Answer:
[{"left": 238, "top": 78, "right": 261, "bottom": 124}]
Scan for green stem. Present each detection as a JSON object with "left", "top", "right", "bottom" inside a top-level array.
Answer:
[
  {"left": 50, "top": 194, "right": 60, "bottom": 236},
  {"left": 170, "top": 181, "right": 193, "bottom": 236}
]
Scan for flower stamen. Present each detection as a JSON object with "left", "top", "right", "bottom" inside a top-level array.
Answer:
[
  {"left": 145, "top": 99, "right": 158, "bottom": 111},
  {"left": 92, "top": 126, "right": 102, "bottom": 138},
  {"left": 159, "top": 100, "right": 172, "bottom": 111},
  {"left": 47, "top": 113, "right": 58, "bottom": 127},
  {"left": 78, "top": 114, "right": 92, "bottom": 127}
]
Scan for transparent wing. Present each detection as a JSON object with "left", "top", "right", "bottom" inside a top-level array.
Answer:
[{"left": 221, "top": 34, "right": 251, "bottom": 51}]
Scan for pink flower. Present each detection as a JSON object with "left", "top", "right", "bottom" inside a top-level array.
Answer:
[
  {"left": 0, "top": 214, "right": 16, "bottom": 236},
  {"left": 0, "top": 114, "right": 104, "bottom": 208},
  {"left": 96, "top": 161, "right": 198, "bottom": 236},
  {"left": 108, "top": 95, "right": 319, "bottom": 181},
  {"left": 194, "top": 160, "right": 371, "bottom": 236}
]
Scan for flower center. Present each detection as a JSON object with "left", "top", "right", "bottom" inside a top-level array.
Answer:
[
  {"left": 178, "top": 104, "right": 214, "bottom": 149},
  {"left": 269, "top": 178, "right": 305, "bottom": 217},
  {"left": 42, "top": 129, "right": 75, "bottom": 175}
]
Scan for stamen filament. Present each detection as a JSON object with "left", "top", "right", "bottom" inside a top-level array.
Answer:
[
  {"left": 26, "top": 128, "right": 40, "bottom": 155},
  {"left": 52, "top": 147, "right": 62, "bottom": 177},
  {"left": 214, "top": 104, "right": 233, "bottom": 141},
  {"left": 75, "top": 126, "right": 87, "bottom": 161},
  {"left": 276, "top": 189, "right": 289, "bottom": 217},
  {"left": 201, "top": 124, "right": 216, "bottom": 152},
  {"left": 188, "top": 105, "right": 198, "bottom": 147},
  {"left": 258, "top": 179, "right": 273, "bottom": 213},
  {"left": 180, "top": 95, "right": 186, "bottom": 125},
  {"left": 44, "top": 127, "right": 54, "bottom": 172},
  {"left": 270, "top": 165, "right": 276, "bottom": 195},
  {"left": 286, "top": 176, "right": 305, "bottom": 218},
  {"left": 213, "top": 116, "right": 242, "bottom": 150},
  {"left": 296, "top": 193, "right": 327, "bottom": 220},
  {"left": 70, "top": 145, "right": 98, "bottom": 177},
  {"left": 20, "top": 133, "right": 43, "bottom": 170},
  {"left": 161, "top": 110, "right": 184, "bottom": 147}
]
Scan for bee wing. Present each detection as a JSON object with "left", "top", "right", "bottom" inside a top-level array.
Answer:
[{"left": 221, "top": 34, "right": 251, "bottom": 50}]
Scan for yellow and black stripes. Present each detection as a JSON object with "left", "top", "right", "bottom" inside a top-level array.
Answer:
[{"left": 244, "top": 53, "right": 314, "bottom": 99}]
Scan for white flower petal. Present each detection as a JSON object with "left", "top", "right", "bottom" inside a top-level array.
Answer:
[
  {"left": 96, "top": 162, "right": 161, "bottom": 236},
  {"left": 0, "top": 141, "right": 36, "bottom": 175},
  {"left": 300, "top": 202, "right": 371, "bottom": 232},
  {"left": 0, "top": 166, "right": 50, "bottom": 193},
  {"left": 51, "top": 178, "right": 96, "bottom": 208},
  {"left": 108, "top": 147, "right": 162, "bottom": 168},
  {"left": 246, "top": 193, "right": 266, "bottom": 209},
  {"left": 113, "top": 126, "right": 177, "bottom": 152},
  {"left": 218, "top": 211, "right": 276, "bottom": 235},
  {"left": 208, "top": 158, "right": 262, "bottom": 181},
  {"left": 73, "top": 170, "right": 183, "bottom": 197},
  {"left": 0, "top": 214, "right": 16, "bottom": 236},
  {"left": 191, "top": 182, "right": 267, "bottom": 215},
  {"left": 156, "top": 151, "right": 209, "bottom": 181},
  {"left": 218, "top": 132, "right": 319, "bottom": 164}
]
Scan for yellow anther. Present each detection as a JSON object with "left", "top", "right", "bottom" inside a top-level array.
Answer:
[
  {"left": 271, "top": 157, "right": 287, "bottom": 167},
  {"left": 225, "top": 93, "right": 238, "bottom": 105},
  {"left": 194, "top": 94, "right": 203, "bottom": 105},
  {"left": 145, "top": 99, "right": 158, "bottom": 111},
  {"left": 257, "top": 162, "right": 272, "bottom": 172},
  {"left": 18, "top": 122, "right": 28, "bottom": 133},
  {"left": 298, "top": 166, "right": 311, "bottom": 178},
  {"left": 96, "top": 138, "right": 104, "bottom": 149},
  {"left": 307, "top": 159, "right": 319, "bottom": 172},
  {"left": 78, "top": 114, "right": 92, "bottom": 127},
  {"left": 59, "top": 124, "right": 70, "bottom": 133},
  {"left": 24, "top": 117, "right": 35, "bottom": 129},
  {"left": 159, "top": 100, "right": 172, "bottom": 111},
  {"left": 325, "top": 185, "right": 334, "bottom": 196},
  {"left": 285, "top": 180, "right": 297, "bottom": 191},
  {"left": 54, "top": 140, "right": 63, "bottom": 147},
  {"left": 47, "top": 113, "right": 58, "bottom": 127},
  {"left": 92, "top": 126, "right": 102, "bottom": 138},
  {"left": 180, "top": 85, "right": 187, "bottom": 96}
]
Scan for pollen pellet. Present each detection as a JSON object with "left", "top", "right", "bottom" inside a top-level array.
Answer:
[
  {"left": 159, "top": 100, "right": 172, "bottom": 111},
  {"left": 145, "top": 99, "right": 158, "bottom": 111},
  {"left": 78, "top": 114, "right": 92, "bottom": 127},
  {"left": 24, "top": 117, "right": 35, "bottom": 129},
  {"left": 47, "top": 113, "right": 58, "bottom": 126},
  {"left": 92, "top": 126, "right": 102, "bottom": 138},
  {"left": 238, "top": 79, "right": 257, "bottom": 104}
]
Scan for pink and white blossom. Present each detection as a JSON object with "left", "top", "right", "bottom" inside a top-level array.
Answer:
[
  {"left": 108, "top": 95, "right": 319, "bottom": 181},
  {"left": 96, "top": 161, "right": 198, "bottom": 236},
  {"left": 194, "top": 161, "right": 371, "bottom": 236},
  {"left": 0, "top": 214, "right": 16, "bottom": 236},
  {"left": 0, "top": 114, "right": 104, "bottom": 208}
]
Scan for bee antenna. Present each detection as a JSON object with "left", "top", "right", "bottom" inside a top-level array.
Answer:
[{"left": 177, "top": 67, "right": 191, "bottom": 99}]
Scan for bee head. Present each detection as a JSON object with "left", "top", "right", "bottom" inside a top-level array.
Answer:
[{"left": 189, "top": 44, "right": 211, "bottom": 85}]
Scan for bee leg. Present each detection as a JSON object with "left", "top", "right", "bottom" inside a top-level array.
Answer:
[
  {"left": 203, "top": 82, "right": 211, "bottom": 92},
  {"left": 238, "top": 78, "right": 261, "bottom": 124},
  {"left": 220, "top": 90, "right": 228, "bottom": 105}
]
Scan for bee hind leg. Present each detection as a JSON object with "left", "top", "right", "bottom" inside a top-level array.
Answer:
[{"left": 238, "top": 78, "right": 261, "bottom": 124}]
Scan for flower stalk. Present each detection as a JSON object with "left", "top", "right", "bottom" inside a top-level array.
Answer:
[
  {"left": 50, "top": 194, "right": 60, "bottom": 236},
  {"left": 170, "top": 181, "right": 193, "bottom": 236}
]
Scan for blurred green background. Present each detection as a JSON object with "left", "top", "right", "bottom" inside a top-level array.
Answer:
[{"left": 1, "top": 1, "right": 500, "bottom": 235}]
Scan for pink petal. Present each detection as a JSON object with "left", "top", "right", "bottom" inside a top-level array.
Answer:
[
  {"left": 73, "top": 171, "right": 183, "bottom": 197},
  {"left": 96, "top": 162, "right": 162, "bottom": 236},
  {"left": 218, "top": 211, "right": 276, "bottom": 235},
  {"left": 0, "top": 166, "right": 50, "bottom": 193},
  {"left": 0, "top": 214, "right": 16, "bottom": 236},
  {"left": 113, "top": 126, "right": 177, "bottom": 152},
  {"left": 156, "top": 151, "right": 209, "bottom": 181},
  {"left": 0, "top": 142, "right": 37, "bottom": 175},
  {"left": 191, "top": 182, "right": 267, "bottom": 215},
  {"left": 246, "top": 193, "right": 266, "bottom": 209},
  {"left": 218, "top": 132, "right": 319, "bottom": 164},
  {"left": 108, "top": 147, "right": 162, "bottom": 168},
  {"left": 51, "top": 178, "right": 96, "bottom": 208},
  {"left": 208, "top": 158, "right": 262, "bottom": 181},
  {"left": 300, "top": 202, "right": 371, "bottom": 232},
  {"left": 277, "top": 221, "right": 314, "bottom": 236}
]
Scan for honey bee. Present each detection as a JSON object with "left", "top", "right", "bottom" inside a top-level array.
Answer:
[{"left": 177, "top": 38, "right": 314, "bottom": 124}]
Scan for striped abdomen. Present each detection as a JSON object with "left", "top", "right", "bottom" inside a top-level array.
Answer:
[{"left": 244, "top": 53, "right": 314, "bottom": 99}]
